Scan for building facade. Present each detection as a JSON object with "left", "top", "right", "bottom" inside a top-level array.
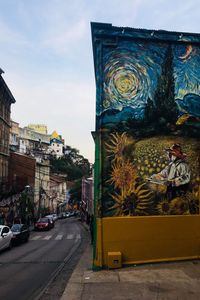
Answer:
[
  {"left": 28, "top": 124, "right": 48, "bottom": 135},
  {"left": 10, "top": 120, "right": 20, "bottom": 152},
  {"left": 34, "top": 160, "right": 50, "bottom": 217},
  {"left": 49, "top": 131, "right": 64, "bottom": 158},
  {"left": 18, "top": 126, "right": 50, "bottom": 155},
  {"left": 91, "top": 22, "right": 200, "bottom": 268},
  {"left": 50, "top": 174, "right": 67, "bottom": 213},
  {"left": 81, "top": 177, "right": 94, "bottom": 222},
  {"left": 0, "top": 69, "right": 16, "bottom": 193}
]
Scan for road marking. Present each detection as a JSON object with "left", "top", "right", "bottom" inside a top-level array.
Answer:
[
  {"left": 43, "top": 235, "right": 52, "bottom": 240},
  {"left": 30, "top": 235, "right": 42, "bottom": 240},
  {"left": 55, "top": 234, "right": 63, "bottom": 240},
  {"left": 30, "top": 233, "right": 80, "bottom": 241},
  {"left": 66, "top": 234, "right": 74, "bottom": 239}
]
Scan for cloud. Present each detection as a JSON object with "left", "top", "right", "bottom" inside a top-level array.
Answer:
[
  {"left": 42, "top": 18, "right": 88, "bottom": 54},
  {"left": 0, "top": 19, "right": 29, "bottom": 46}
]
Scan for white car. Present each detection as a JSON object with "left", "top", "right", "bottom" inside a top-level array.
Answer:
[
  {"left": 45, "top": 214, "right": 58, "bottom": 222},
  {"left": 51, "top": 214, "right": 58, "bottom": 221},
  {"left": 0, "top": 225, "right": 13, "bottom": 251}
]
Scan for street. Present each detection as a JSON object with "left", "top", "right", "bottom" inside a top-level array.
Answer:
[{"left": 0, "top": 217, "right": 89, "bottom": 300}]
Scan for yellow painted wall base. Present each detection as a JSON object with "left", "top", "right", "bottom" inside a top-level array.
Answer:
[{"left": 94, "top": 215, "right": 200, "bottom": 268}]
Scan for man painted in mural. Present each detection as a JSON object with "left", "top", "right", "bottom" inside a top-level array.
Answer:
[{"left": 149, "top": 144, "right": 191, "bottom": 200}]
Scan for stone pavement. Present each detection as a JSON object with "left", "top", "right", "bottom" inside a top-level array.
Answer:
[{"left": 61, "top": 244, "right": 200, "bottom": 300}]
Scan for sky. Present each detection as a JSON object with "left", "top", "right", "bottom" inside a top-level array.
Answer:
[{"left": 0, "top": 0, "right": 200, "bottom": 163}]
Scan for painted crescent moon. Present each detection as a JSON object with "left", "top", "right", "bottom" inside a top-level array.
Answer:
[{"left": 179, "top": 45, "right": 192, "bottom": 60}]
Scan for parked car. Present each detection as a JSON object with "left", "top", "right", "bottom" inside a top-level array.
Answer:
[
  {"left": 45, "top": 213, "right": 58, "bottom": 221},
  {"left": 0, "top": 225, "right": 13, "bottom": 251},
  {"left": 58, "top": 212, "right": 66, "bottom": 219},
  {"left": 11, "top": 224, "right": 30, "bottom": 244},
  {"left": 34, "top": 218, "right": 51, "bottom": 231},
  {"left": 52, "top": 214, "right": 58, "bottom": 221},
  {"left": 44, "top": 215, "right": 55, "bottom": 228},
  {"left": 65, "top": 211, "right": 75, "bottom": 217},
  {"left": 65, "top": 212, "right": 71, "bottom": 218},
  {"left": 62, "top": 212, "right": 67, "bottom": 218}
]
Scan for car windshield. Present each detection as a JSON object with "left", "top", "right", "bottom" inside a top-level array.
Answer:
[
  {"left": 37, "top": 218, "right": 48, "bottom": 223},
  {"left": 11, "top": 224, "right": 21, "bottom": 232}
]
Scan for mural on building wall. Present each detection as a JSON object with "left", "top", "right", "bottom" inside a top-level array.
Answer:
[{"left": 96, "top": 39, "right": 200, "bottom": 217}]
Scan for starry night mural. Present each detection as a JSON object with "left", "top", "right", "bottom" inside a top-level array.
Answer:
[
  {"left": 92, "top": 24, "right": 200, "bottom": 217},
  {"left": 97, "top": 41, "right": 200, "bottom": 133}
]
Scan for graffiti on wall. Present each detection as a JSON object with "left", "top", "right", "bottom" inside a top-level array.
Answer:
[{"left": 97, "top": 40, "right": 200, "bottom": 217}]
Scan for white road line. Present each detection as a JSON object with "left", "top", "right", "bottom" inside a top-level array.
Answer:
[
  {"left": 30, "top": 235, "right": 42, "bottom": 240},
  {"left": 43, "top": 235, "right": 52, "bottom": 240},
  {"left": 55, "top": 234, "right": 63, "bottom": 240},
  {"left": 76, "top": 234, "right": 81, "bottom": 239},
  {"left": 66, "top": 234, "right": 74, "bottom": 240}
]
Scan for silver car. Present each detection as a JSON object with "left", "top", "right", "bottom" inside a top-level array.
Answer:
[{"left": 0, "top": 225, "right": 13, "bottom": 251}]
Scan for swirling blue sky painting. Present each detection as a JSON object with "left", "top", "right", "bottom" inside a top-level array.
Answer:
[
  {"left": 100, "top": 42, "right": 165, "bottom": 118},
  {"left": 97, "top": 40, "right": 200, "bottom": 127},
  {"left": 174, "top": 44, "right": 200, "bottom": 99}
]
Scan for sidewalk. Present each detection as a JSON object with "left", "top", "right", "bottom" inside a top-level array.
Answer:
[{"left": 61, "top": 244, "right": 200, "bottom": 300}]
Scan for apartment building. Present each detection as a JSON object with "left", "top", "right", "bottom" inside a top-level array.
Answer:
[{"left": 0, "top": 69, "right": 16, "bottom": 193}]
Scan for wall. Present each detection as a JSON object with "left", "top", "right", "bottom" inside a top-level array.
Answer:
[
  {"left": 9, "top": 152, "right": 36, "bottom": 188},
  {"left": 91, "top": 23, "right": 200, "bottom": 268},
  {"left": 34, "top": 161, "right": 50, "bottom": 216}
]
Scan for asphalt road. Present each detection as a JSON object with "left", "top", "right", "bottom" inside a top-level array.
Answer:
[{"left": 0, "top": 217, "right": 89, "bottom": 300}]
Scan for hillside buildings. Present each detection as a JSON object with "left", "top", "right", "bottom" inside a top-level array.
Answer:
[{"left": 0, "top": 69, "right": 67, "bottom": 223}]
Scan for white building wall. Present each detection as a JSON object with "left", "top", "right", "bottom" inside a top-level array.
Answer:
[{"left": 49, "top": 142, "right": 63, "bottom": 158}]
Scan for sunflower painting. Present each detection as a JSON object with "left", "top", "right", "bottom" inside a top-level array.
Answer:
[
  {"left": 102, "top": 132, "right": 154, "bottom": 216},
  {"left": 102, "top": 132, "right": 199, "bottom": 217}
]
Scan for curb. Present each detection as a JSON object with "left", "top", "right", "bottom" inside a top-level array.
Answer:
[{"left": 60, "top": 244, "right": 92, "bottom": 300}]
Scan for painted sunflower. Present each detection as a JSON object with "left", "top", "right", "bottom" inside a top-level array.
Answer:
[
  {"left": 170, "top": 197, "right": 190, "bottom": 215},
  {"left": 104, "top": 132, "right": 135, "bottom": 162},
  {"left": 157, "top": 199, "right": 171, "bottom": 215},
  {"left": 109, "top": 161, "right": 137, "bottom": 191},
  {"left": 185, "top": 190, "right": 199, "bottom": 214},
  {"left": 108, "top": 181, "right": 153, "bottom": 216}
]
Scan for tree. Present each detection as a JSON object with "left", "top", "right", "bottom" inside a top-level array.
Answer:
[
  {"left": 144, "top": 97, "right": 155, "bottom": 123},
  {"left": 18, "top": 188, "right": 34, "bottom": 224},
  {"left": 154, "top": 45, "right": 178, "bottom": 126},
  {"left": 68, "top": 179, "right": 82, "bottom": 207},
  {"left": 50, "top": 145, "right": 92, "bottom": 209},
  {"left": 50, "top": 145, "right": 91, "bottom": 181}
]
